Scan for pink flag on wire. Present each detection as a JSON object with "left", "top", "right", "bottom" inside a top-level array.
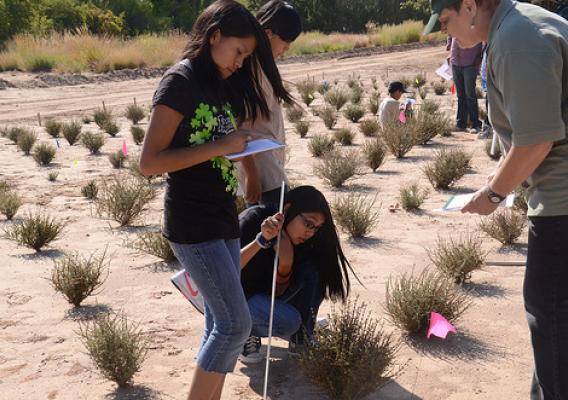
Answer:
[
  {"left": 427, "top": 312, "right": 457, "bottom": 339},
  {"left": 399, "top": 111, "right": 407, "bottom": 124},
  {"left": 451, "top": 83, "right": 456, "bottom": 95},
  {"left": 121, "top": 141, "right": 128, "bottom": 156}
]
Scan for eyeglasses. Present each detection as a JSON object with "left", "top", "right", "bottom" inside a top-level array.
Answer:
[{"left": 299, "top": 213, "right": 323, "bottom": 233}]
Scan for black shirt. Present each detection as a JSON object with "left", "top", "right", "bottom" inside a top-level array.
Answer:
[{"left": 153, "top": 60, "right": 239, "bottom": 244}]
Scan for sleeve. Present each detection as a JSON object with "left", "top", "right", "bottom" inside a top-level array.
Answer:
[
  {"left": 494, "top": 49, "right": 566, "bottom": 146},
  {"left": 152, "top": 73, "right": 193, "bottom": 116}
]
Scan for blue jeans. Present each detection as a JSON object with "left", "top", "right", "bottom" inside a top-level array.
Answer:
[
  {"left": 247, "top": 262, "right": 322, "bottom": 344},
  {"left": 525, "top": 216, "right": 568, "bottom": 400},
  {"left": 452, "top": 64, "right": 481, "bottom": 129},
  {"left": 169, "top": 239, "right": 251, "bottom": 374}
]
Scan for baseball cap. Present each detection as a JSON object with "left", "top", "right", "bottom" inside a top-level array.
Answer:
[
  {"left": 388, "top": 81, "right": 408, "bottom": 94},
  {"left": 423, "top": 0, "right": 462, "bottom": 35}
]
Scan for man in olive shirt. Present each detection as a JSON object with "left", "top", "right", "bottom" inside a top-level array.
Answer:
[{"left": 425, "top": 0, "right": 568, "bottom": 398}]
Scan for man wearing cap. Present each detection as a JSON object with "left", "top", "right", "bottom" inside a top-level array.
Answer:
[
  {"left": 424, "top": 0, "right": 568, "bottom": 399},
  {"left": 378, "top": 81, "right": 406, "bottom": 128}
]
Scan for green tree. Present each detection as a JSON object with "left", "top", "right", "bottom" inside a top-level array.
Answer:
[
  {"left": 0, "top": 0, "right": 34, "bottom": 44},
  {"left": 80, "top": 3, "right": 124, "bottom": 35}
]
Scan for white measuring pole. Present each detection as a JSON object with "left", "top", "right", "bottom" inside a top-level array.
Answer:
[{"left": 263, "top": 181, "right": 286, "bottom": 400}]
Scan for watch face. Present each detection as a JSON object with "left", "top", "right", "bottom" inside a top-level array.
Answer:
[{"left": 490, "top": 196, "right": 501, "bottom": 203}]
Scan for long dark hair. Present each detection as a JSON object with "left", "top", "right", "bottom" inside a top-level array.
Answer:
[
  {"left": 181, "top": 0, "right": 293, "bottom": 121},
  {"left": 283, "top": 186, "right": 356, "bottom": 301},
  {"left": 256, "top": 0, "right": 302, "bottom": 42}
]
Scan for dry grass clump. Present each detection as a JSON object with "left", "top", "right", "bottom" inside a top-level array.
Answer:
[
  {"left": 62, "top": 120, "right": 82, "bottom": 145},
  {"left": 0, "top": 189, "right": 22, "bottom": 220},
  {"left": 333, "top": 193, "right": 378, "bottom": 238},
  {"left": 94, "top": 107, "right": 113, "bottom": 129},
  {"left": 421, "top": 99, "right": 440, "bottom": 114},
  {"left": 297, "top": 78, "right": 318, "bottom": 106},
  {"left": 343, "top": 103, "right": 365, "bottom": 123},
  {"left": 125, "top": 104, "right": 146, "bottom": 125},
  {"left": 314, "top": 150, "right": 360, "bottom": 188},
  {"left": 44, "top": 119, "right": 63, "bottom": 138},
  {"left": 51, "top": 251, "right": 108, "bottom": 307},
  {"left": 423, "top": 148, "right": 472, "bottom": 190},
  {"left": 102, "top": 120, "right": 120, "bottom": 137},
  {"left": 350, "top": 84, "right": 364, "bottom": 104},
  {"left": 131, "top": 126, "right": 145, "bottom": 145},
  {"left": 308, "top": 134, "right": 335, "bottom": 158},
  {"left": 368, "top": 96, "right": 380, "bottom": 115},
  {"left": 81, "top": 180, "right": 99, "bottom": 200},
  {"left": 47, "top": 171, "right": 59, "bottom": 182},
  {"left": 2, "top": 126, "right": 25, "bottom": 143},
  {"left": 300, "top": 299, "right": 397, "bottom": 400},
  {"left": 109, "top": 150, "right": 127, "bottom": 169},
  {"left": 399, "top": 183, "right": 429, "bottom": 211},
  {"left": 385, "top": 269, "right": 471, "bottom": 334},
  {"left": 479, "top": 209, "right": 527, "bottom": 245},
  {"left": 363, "top": 138, "right": 387, "bottom": 172},
  {"left": 412, "top": 73, "right": 427, "bottom": 88},
  {"left": 3, "top": 211, "right": 65, "bottom": 251},
  {"left": 79, "top": 311, "right": 148, "bottom": 387},
  {"left": 359, "top": 119, "right": 380, "bottom": 137},
  {"left": 433, "top": 81, "right": 448, "bottom": 95},
  {"left": 414, "top": 111, "right": 451, "bottom": 145},
  {"left": 130, "top": 231, "right": 175, "bottom": 262},
  {"left": 286, "top": 105, "right": 305, "bottom": 123},
  {"left": 333, "top": 128, "right": 355, "bottom": 146},
  {"left": 294, "top": 121, "right": 310, "bottom": 138},
  {"left": 325, "top": 87, "right": 349, "bottom": 111},
  {"left": 32, "top": 143, "right": 57, "bottom": 166},
  {"left": 418, "top": 87, "right": 428, "bottom": 100},
  {"left": 380, "top": 121, "right": 417, "bottom": 158},
  {"left": 428, "top": 234, "right": 487, "bottom": 284},
  {"left": 81, "top": 132, "right": 105, "bottom": 155},
  {"left": 95, "top": 176, "right": 156, "bottom": 227},
  {"left": 16, "top": 130, "right": 38, "bottom": 155},
  {"left": 319, "top": 105, "right": 338, "bottom": 130}
]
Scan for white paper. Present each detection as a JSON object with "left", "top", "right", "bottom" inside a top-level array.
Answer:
[
  {"left": 226, "top": 138, "right": 285, "bottom": 160},
  {"left": 434, "top": 193, "right": 515, "bottom": 212},
  {"left": 435, "top": 60, "right": 453, "bottom": 81}
]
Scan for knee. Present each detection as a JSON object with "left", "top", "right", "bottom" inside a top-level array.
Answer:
[{"left": 282, "top": 309, "right": 302, "bottom": 337}]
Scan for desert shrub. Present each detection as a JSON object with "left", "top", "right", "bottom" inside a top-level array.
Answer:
[
  {"left": 385, "top": 269, "right": 471, "bottom": 334},
  {"left": 109, "top": 150, "right": 127, "bottom": 169},
  {"left": 333, "top": 193, "right": 378, "bottom": 238},
  {"left": 294, "top": 121, "right": 310, "bottom": 138},
  {"left": 79, "top": 312, "right": 148, "bottom": 387},
  {"left": 333, "top": 128, "right": 355, "bottom": 146},
  {"left": 3, "top": 211, "right": 65, "bottom": 251},
  {"left": 125, "top": 104, "right": 146, "bottom": 125},
  {"left": 414, "top": 112, "right": 451, "bottom": 145},
  {"left": 319, "top": 105, "right": 338, "bottom": 129},
  {"left": 368, "top": 96, "right": 380, "bottom": 115},
  {"left": 423, "top": 148, "right": 472, "bottom": 190},
  {"left": 61, "top": 121, "right": 82, "bottom": 146},
  {"left": 317, "top": 80, "right": 331, "bottom": 95},
  {"left": 16, "top": 130, "right": 38, "bottom": 155},
  {"left": 82, "top": 115, "right": 93, "bottom": 124},
  {"left": 131, "top": 126, "right": 145, "bottom": 145},
  {"left": 94, "top": 108, "right": 112, "bottom": 129},
  {"left": 44, "top": 120, "right": 63, "bottom": 138},
  {"left": 350, "top": 84, "right": 364, "bottom": 104},
  {"left": 325, "top": 87, "right": 349, "bottom": 111},
  {"left": 6, "top": 127, "right": 28, "bottom": 143},
  {"left": 300, "top": 299, "right": 397, "bottom": 400},
  {"left": 363, "top": 138, "right": 386, "bottom": 172},
  {"left": 102, "top": 120, "right": 120, "bottom": 137},
  {"left": 130, "top": 231, "right": 175, "bottom": 262},
  {"left": 433, "top": 81, "right": 447, "bottom": 95},
  {"left": 346, "top": 73, "right": 359, "bottom": 88},
  {"left": 395, "top": 76, "right": 412, "bottom": 90},
  {"left": 286, "top": 106, "right": 305, "bottom": 123},
  {"left": 315, "top": 150, "right": 360, "bottom": 188},
  {"left": 32, "top": 143, "right": 57, "bottom": 166},
  {"left": 399, "top": 183, "right": 429, "bottom": 211},
  {"left": 0, "top": 180, "right": 11, "bottom": 192},
  {"left": 95, "top": 176, "right": 156, "bottom": 227},
  {"left": 412, "top": 73, "right": 427, "bottom": 88},
  {"left": 418, "top": 87, "right": 428, "bottom": 100},
  {"left": 513, "top": 186, "right": 528, "bottom": 213},
  {"left": 343, "top": 104, "right": 365, "bottom": 123},
  {"left": 0, "top": 190, "right": 22, "bottom": 220},
  {"left": 380, "top": 121, "right": 417, "bottom": 158},
  {"left": 297, "top": 78, "right": 318, "bottom": 106},
  {"left": 485, "top": 139, "right": 501, "bottom": 160},
  {"left": 359, "top": 119, "right": 380, "bottom": 137},
  {"left": 48, "top": 171, "right": 59, "bottom": 182},
  {"left": 421, "top": 99, "right": 440, "bottom": 114},
  {"left": 428, "top": 234, "right": 487, "bottom": 284},
  {"left": 51, "top": 251, "right": 108, "bottom": 307},
  {"left": 81, "top": 132, "right": 105, "bottom": 155},
  {"left": 479, "top": 209, "right": 527, "bottom": 245},
  {"left": 81, "top": 180, "right": 99, "bottom": 200}
]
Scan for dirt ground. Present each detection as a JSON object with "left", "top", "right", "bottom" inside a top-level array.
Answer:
[{"left": 0, "top": 45, "right": 532, "bottom": 400}]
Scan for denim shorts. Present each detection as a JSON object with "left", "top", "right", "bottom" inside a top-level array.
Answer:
[{"left": 169, "top": 238, "right": 251, "bottom": 374}]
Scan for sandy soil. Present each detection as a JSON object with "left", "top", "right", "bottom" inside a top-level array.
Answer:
[{"left": 0, "top": 45, "right": 532, "bottom": 400}]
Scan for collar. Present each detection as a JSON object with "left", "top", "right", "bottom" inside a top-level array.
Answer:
[{"left": 488, "top": 0, "right": 516, "bottom": 44}]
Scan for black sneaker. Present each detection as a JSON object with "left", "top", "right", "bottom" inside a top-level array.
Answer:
[{"left": 239, "top": 336, "right": 263, "bottom": 364}]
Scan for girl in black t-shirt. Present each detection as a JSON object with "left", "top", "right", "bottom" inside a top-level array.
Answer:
[
  {"left": 238, "top": 186, "right": 356, "bottom": 363},
  {"left": 140, "top": 1, "right": 292, "bottom": 399}
]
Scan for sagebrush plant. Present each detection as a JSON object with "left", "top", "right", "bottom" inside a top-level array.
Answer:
[
  {"left": 94, "top": 108, "right": 112, "bottom": 129},
  {"left": 333, "top": 193, "right": 379, "bottom": 238},
  {"left": 79, "top": 311, "right": 148, "bottom": 387},
  {"left": 414, "top": 111, "right": 451, "bottom": 145},
  {"left": 95, "top": 176, "right": 156, "bottom": 227},
  {"left": 32, "top": 143, "right": 57, "bottom": 166},
  {"left": 319, "top": 105, "right": 338, "bottom": 129},
  {"left": 103, "top": 120, "right": 120, "bottom": 137},
  {"left": 131, "top": 126, "right": 145, "bottom": 145},
  {"left": 130, "top": 231, "right": 176, "bottom": 262},
  {"left": 421, "top": 99, "right": 440, "bottom": 114},
  {"left": 16, "top": 130, "right": 38, "bottom": 155},
  {"left": 513, "top": 186, "right": 528, "bottom": 214},
  {"left": 294, "top": 121, "right": 309, "bottom": 138},
  {"left": 343, "top": 103, "right": 365, "bottom": 123},
  {"left": 368, "top": 96, "right": 380, "bottom": 115},
  {"left": 3, "top": 211, "right": 65, "bottom": 251},
  {"left": 44, "top": 119, "right": 62, "bottom": 138},
  {"left": 385, "top": 269, "right": 471, "bottom": 334},
  {"left": 62, "top": 120, "right": 82, "bottom": 145},
  {"left": 350, "top": 84, "right": 364, "bottom": 104},
  {"left": 6, "top": 127, "right": 27, "bottom": 143},
  {"left": 412, "top": 73, "right": 427, "bottom": 88},
  {"left": 433, "top": 81, "right": 447, "bottom": 95},
  {"left": 51, "top": 251, "right": 108, "bottom": 307},
  {"left": 109, "top": 150, "right": 127, "bottom": 169},
  {"left": 359, "top": 119, "right": 380, "bottom": 137},
  {"left": 82, "top": 115, "right": 93, "bottom": 125},
  {"left": 48, "top": 171, "right": 59, "bottom": 182},
  {"left": 418, "top": 87, "right": 428, "bottom": 100},
  {"left": 125, "top": 104, "right": 146, "bottom": 125},
  {"left": 428, "top": 234, "right": 487, "bottom": 284},
  {"left": 346, "top": 73, "right": 359, "bottom": 88},
  {"left": 297, "top": 77, "right": 318, "bottom": 106},
  {"left": 485, "top": 139, "right": 501, "bottom": 160},
  {"left": 333, "top": 128, "right": 355, "bottom": 145},
  {"left": 479, "top": 209, "right": 527, "bottom": 245},
  {"left": 81, "top": 180, "right": 99, "bottom": 200},
  {"left": 0, "top": 190, "right": 22, "bottom": 220},
  {"left": 399, "top": 183, "right": 429, "bottom": 211},
  {"left": 286, "top": 105, "right": 305, "bottom": 123},
  {"left": 308, "top": 134, "right": 335, "bottom": 158},
  {"left": 423, "top": 148, "right": 472, "bottom": 190},
  {"left": 325, "top": 87, "right": 349, "bottom": 111},
  {"left": 363, "top": 138, "right": 387, "bottom": 172},
  {"left": 81, "top": 132, "right": 105, "bottom": 155},
  {"left": 380, "top": 121, "right": 417, "bottom": 158},
  {"left": 300, "top": 299, "right": 398, "bottom": 400},
  {"left": 314, "top": 149, "right": 360, "bottom": 188}
]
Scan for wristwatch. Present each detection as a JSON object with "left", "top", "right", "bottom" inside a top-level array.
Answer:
[
  {"left": 255, "top": 232, "right": 273, "bottom": 249},
  {"left": 486, "top": 187, "right": 506, "bottom": 204}
]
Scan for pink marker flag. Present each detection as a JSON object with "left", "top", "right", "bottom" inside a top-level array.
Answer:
[
  {"left": 427, "top": 312, "right": 457, "bottom": 339},
  {"left": 121, "top": 141, "right": 128, "bottom": 156},
  {"left": 451, "top": 83, "right": 456, "bottom": 95},
  {"left": 399, "top": 110, "right": 407, "bottom": 124}
]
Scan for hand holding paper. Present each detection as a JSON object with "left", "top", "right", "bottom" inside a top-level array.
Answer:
[
  {"left": 435, "top": 192, "right": 514, "bottom": 212},
  {"left": 226, "top": 138, "right": 285, "bottom": 160}
]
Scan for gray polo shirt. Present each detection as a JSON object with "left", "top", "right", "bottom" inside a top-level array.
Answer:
[{"left": 487, "top": 0, "right": 568, "bottom": 216}]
